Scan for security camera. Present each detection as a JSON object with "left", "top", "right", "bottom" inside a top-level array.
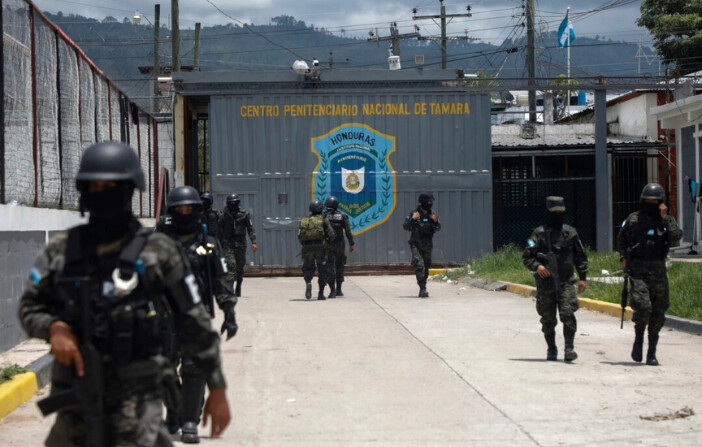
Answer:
[{"left": 292, "top": 60, "right": 310, "bottom": 75}]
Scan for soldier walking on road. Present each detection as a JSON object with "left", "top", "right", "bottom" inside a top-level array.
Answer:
[
  {"left": 522, "top": 196, "right": 588, "bottom": 362},
  {"left": 617, "top": 183, "right": 682, "bottom": 366},
  {"left": 403, "top": 193, "right": 441, "bottom": 298},
  {"left": 159, "top": 186, "right": 238, "bottom": 443},
  {"left": 219, "top": 194, "right": 257, "bottom": 297},
  {"left": 200, "top": 192, "right": 221, "bottom": 240},
  {"left": 324, "top": 196, "right": 355, "bottom": 297},
  {"left": 299, "top": 200, "right": 336, "bottom": 300},
  {"left": 18, "top": 141, "right": 230, "bottom": 446}
]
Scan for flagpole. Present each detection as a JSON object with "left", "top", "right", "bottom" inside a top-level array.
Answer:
[{"left": 566, "top": 6, "right": 570, "bottom": 117}]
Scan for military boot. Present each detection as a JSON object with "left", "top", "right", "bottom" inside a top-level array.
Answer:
[
  {"left": 181, "top": 422, "right": 200, "bottom": 444},
  {"left": 563, "top": 327, "right": 578, "bottom": 362},
  {"left": 544, "top": 332, "right": 558, "bottom": 361},
  {"left": 318, "top": 284, "right": 326, "bottom": 300},
  {"left": 235, "top": 279, "right": 242, "bottom": 297},
  {"left": 336, "top": 280, "right": 344, "bottom": 297},
  {"left": 418, "top": 279, "right": 429, "bottom": 298},
  {"left": 646, "top": 332, "right": 659, "bottom": 366},
  {"left": 328, "top": 282, "right": 336, "bottom": 298},
  {"left": 631, "top": 324, "right": 645, "bottom": 362},
  {"left": 305, "top": 282, "right": 312, "bottom": 299}
]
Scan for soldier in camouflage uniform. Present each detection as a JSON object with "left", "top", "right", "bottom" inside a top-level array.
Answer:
[
  {"left": 324, "top": 196, "right": 355, "bottom": 297},
  {"left": 617, "top": 183, "right": 682, "bottom": 366},
  {"left": 299, "top": 200, "right": 336, "bottom": 300},
  {"left": 522, "top": 196, "right": 588, "bottom": 362},
  {"left": 219, "top": 194, "right": 257, "bottom": 297},
  {"left": 200, "top": 192, "right": 221, "bottom": 240},
  {"left": 159, "top": 186, "right": 238, "bottom": 443},
  {"left": 403, "top": 193, "right": 441, "bottom": 298},
  {"left": 18, "top": 142, "right": 230, "bottom": 446}
]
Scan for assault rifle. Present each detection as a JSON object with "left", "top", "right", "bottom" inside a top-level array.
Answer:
[
  {"left": 621, "top": 274, "right": 629, "bottom": 329},
  {"left": 37, "top": 277, "right": 107, "bottom": 447},
  {"left": 536, "top": 252, "right": 560, "bottom": 293}
]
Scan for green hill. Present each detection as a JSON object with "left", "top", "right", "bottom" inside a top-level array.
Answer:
[{"left": 42, "top": 12, "right": 659, "bottom": 112}]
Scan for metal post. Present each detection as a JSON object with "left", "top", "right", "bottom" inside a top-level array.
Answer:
[
  {"left": 194, "top": 22, "right": 201, "bottom": 70},
  {"left": 153, "top": 5, "right": 160, "bottom": 113},
  {"left": 440, "top": 0, "right": 447, "bottom": 69},
  {"left": 595, "top": 86, "right": 612, "bottom": 251},
  {"left": 527, "top": 0, "right": 536, "bottom": 122},
  {"left": 171, "top": 0, "right": 180, "bottom": 72}
]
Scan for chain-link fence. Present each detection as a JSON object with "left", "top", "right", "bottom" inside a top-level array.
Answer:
[{"left": 2, "top": 1, "right": 165, "bottom": 217}]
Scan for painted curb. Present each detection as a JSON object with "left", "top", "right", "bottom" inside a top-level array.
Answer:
[
  {"left": 0, "top": 372, "right": 38, "bottom": 420},
  {"left": 501, "top": 281, "right": 702, "bottom": 334},
  {"left": 429, "top": 268, "right": 459, "bottom": 276}
]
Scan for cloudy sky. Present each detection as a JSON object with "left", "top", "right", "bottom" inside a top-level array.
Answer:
[{"left": 30, "top": 0, "right": 650, "bottom": 45}]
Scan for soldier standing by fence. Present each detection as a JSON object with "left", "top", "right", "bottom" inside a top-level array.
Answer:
[
  {"left": 522, "top": 196, "right": 588, "bottom": 363},
  {"left": 219, "top": 194, "right": 257, "bottom": 297},
  {"left": 617, "top": 183, "right": 682, "bottom": 366},
  {"left": 200, "top": 192, "right": 221, "bottom": 240}
]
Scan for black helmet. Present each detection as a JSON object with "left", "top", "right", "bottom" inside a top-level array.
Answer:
[
  {"left": 325, "top": 196, "right": 339, "bottom": 210},
  {"left": 226, "top": 194, "right": 240, "bottom": 205},
  {"left": 76, "top": 141, "right": 145, "bottom": 191},
  {"left": 309, "top": 200, "right": 324, "bottom": 214},
  {"left": 418, "top": 192, "right": 435, "bottom": 204},
  {"left": 200, "top": 192, "right": 213, "bottom": 204},
  {"left": 167, "top": 186, "right": 202, "bottom": 211},
  {"left": 640, "top": 183, "right": 666, "bottom": 202}
]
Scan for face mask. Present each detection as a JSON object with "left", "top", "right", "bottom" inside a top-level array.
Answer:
[
  {"left": 87, "top": 211, "right": 134, "bottom": 243},
  {"left": 228, "top": 203, "right": 239, "bottom": 212},
  {"left": 420, "top": 201, "right": 433, "bottom": 213},
  {"left": 81, "top": 185, "right": 131, "bottom": 220},
  {"left": 170, "top": 211, "right": 199, "bottom": 235},
  {"left": 202, "top": 201, "right": 212, "bottom": 211},
  {"left": 546, "top": 212, "right": 564, "bottom": 230},
  {"left": 641, "top": 202, "right": 660, "bottom": 218}
]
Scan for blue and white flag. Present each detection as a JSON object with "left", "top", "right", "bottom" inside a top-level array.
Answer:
[{"left": 557, "top": 12, "right": 575, "bottom": 48}]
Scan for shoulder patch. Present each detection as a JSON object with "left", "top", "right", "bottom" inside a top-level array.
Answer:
[
  {"left": 29, "top": 266, "right": 42, "bottom": 284},
  {"left": 527, "top": 239, "right": 535, "bottom": 247}
]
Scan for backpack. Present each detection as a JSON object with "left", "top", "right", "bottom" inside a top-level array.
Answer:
[{"left": 299, "top": 215, "right": 325, "bottom": 242}]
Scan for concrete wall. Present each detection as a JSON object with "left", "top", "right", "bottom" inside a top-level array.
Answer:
[
  {"left": 0, "top": 205, "right": 85, "bottom": 352},
  {"left": 607, "top": 93, "right": 659, "bottom": 138}
]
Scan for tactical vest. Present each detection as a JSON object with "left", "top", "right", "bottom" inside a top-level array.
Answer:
[
  {"left": 299, "top": 215, "right": 325, "bottom": 242},
  {"left": 327, "top": 211, "right": 345, "bottom": 242},
  {"left": 202, "top": 210, "right": 220, "bottom": 237},
  {"left": 629, "top": 212, "right": 669, "bottom": 261},
  {"left": 222, "top": 210, "right": 248, "bottom": 238},
  {"left": 178, "top": 233, "right": 219, "bottom": 317},
  {"left": 539, "top": 225, "right": 576, "bottom": 279},
  {"left": 55, "top": 226, "right": 165, "bottom": 366}
]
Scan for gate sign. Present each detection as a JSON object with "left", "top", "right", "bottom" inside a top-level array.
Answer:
[{"left": 312, "top": 123, "right": 396, "bottom": 235}]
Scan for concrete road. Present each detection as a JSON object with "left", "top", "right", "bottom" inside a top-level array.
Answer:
[{"left": 1, "top": 275, "right": 700, "bottom": 446}]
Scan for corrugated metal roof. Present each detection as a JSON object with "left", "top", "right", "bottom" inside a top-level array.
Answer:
[{"left": 491, "top": 124, "right": 655, "bottom": 147}]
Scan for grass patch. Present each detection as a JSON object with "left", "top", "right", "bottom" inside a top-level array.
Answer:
[
  {"left": 447, "top": 245, "right": 702, "bottom": 321},
  {"left": 0, "top": 364, "right": 27, "bottom": 385}
]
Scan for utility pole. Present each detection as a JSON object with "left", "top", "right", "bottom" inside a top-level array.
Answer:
[
  {"left": 194, "top": 22, "right": 201, "bottom": 71},
  {"left": 413, "top": 0, "right": 473, "bottom": 69},
  {"left": 153, "top": 4, "right": 160, "bottom": 113},
  {"left": 526, "top": 0, "right": 536, "bottom": 122},
  {"left": 171, "top": 0, "right": 180, "bottom": 72},
  {"left": 367, "top": 22, "right": 420, "bottom": 58}
]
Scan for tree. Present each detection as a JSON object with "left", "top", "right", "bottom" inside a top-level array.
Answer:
[
  {"left": 637, "top": 0, "right": 702, "bottom": 73},
  {"left": 551, "top": 74, "right": 579, "bottom": 120}
]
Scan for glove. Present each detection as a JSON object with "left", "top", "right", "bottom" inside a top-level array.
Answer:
[{"left": 220, "top": 309, "right": 238, "bottom": 340}]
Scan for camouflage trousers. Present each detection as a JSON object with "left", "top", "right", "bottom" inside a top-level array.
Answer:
[
  {"left": 325, "top": 244, "right": 348, "bottom": 283},
  {"left": 223, "top": 244, "right": 247, "bottom": 284},
  {"left": 629, "top": 273, "right": 670, "bottom": 335},
  {"left": 534, "top": 275, "right": 579, "bottom": 334},
  {"left": 301, "top": 244, "right": 328, "bottom": 286},
  {"left": 410, "top": 245, "right": 432, "bottom": 285},
  {"left": 45, "top": 390, "right": 172, "bottom": 447}
]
